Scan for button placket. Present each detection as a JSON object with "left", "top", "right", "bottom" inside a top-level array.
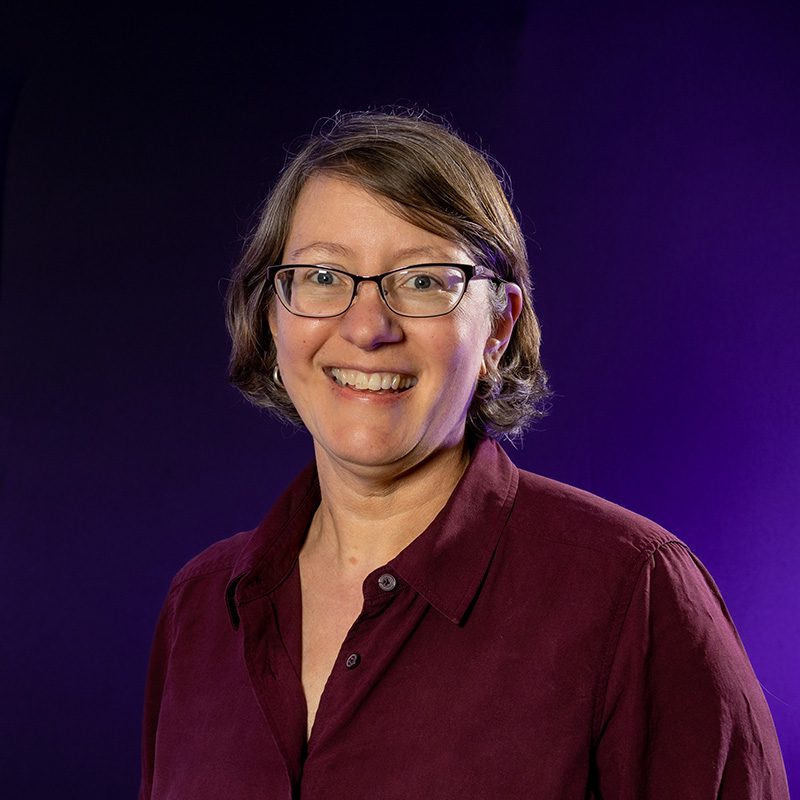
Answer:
[{"left": 336, "top": 573, "right": 399, "bottom": 678}]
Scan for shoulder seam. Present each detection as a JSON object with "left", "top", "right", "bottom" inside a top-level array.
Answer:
[
  {"left": 170, "top": 560, "right": 238, "bottom": 590},
  {"left": 532, "top": 528, "right": 678, "bottom": 558},
  {"left": 166, "top": 530, "right": 255, "bottom": 588}
]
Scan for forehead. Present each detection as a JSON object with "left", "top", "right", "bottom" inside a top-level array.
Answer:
[{"left": 284, "top": 174, "right": 470, "bottom": 265}]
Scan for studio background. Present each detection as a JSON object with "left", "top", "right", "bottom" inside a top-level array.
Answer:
[{"left": 1, "top": 2, "right": 798, "bottom": 796}]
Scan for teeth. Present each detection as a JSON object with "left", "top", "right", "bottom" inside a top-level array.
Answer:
[{"left": 330, "top": 367, "right": 417, "bottom": 392}]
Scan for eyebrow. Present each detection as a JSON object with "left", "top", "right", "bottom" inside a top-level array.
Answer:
[
  {"left": 287, "top": 241, "right": 351, "bottom": 260},
  {"left": 286, "top": 242, "right": 458, "bottom": 263}
]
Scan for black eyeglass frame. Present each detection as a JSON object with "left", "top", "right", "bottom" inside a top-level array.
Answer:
[{"left": 265, "top": 262, "right": 506, "bottom": 319}]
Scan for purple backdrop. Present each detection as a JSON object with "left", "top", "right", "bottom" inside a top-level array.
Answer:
[{"left": 1, "top": 2, "right": 798, "bottom": 796}]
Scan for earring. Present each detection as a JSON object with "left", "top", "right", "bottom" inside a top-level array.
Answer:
[{"left": 272, "top": 364, "right": 284, "bottom": 388}]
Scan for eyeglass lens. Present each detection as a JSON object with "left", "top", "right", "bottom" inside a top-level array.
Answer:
[{"left": 274, "top": 265, "right": 468, "bottom": 317}]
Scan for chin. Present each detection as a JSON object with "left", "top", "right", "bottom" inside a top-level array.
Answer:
[{"left": 315, "top": 424, "right": 418, "bottom": 470}]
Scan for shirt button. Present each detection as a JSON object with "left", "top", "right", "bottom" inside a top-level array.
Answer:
[
  {"left": 345, "top": 653, "right": 361, "bottom": 669},
  {"left": 377, "top": 573, "right": 397, "bottom": 592}
]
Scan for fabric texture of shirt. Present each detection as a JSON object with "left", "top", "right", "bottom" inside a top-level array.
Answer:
[{"left": 139, "top": 439, "right": 789, "bottom": 799}]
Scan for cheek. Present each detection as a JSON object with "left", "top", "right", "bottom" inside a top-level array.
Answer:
[
  {"left": 425, "top": 325, "right": 488, "bottom": 390},
  {"left": 272, "top": 312, "right": 327, "bottom": 363},
  {"left": 442, "top": 307, "right": 493, "bottom": 366}
]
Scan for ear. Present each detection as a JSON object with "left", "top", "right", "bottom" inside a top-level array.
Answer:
[
  {"left": 267, "top": 299, "right": 278, "bottom": 338},
  {"left": 484, "top": 283, "right": 523, "bottom": 363}
]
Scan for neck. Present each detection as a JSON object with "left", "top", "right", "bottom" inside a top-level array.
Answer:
[{"left": 303, "top": 439, "right": 471, "bottom": 578}]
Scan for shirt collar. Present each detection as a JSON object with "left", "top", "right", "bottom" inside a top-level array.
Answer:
[
  {"left": 388, "top": 439, "right": 518, "bottom": 624},
  {"left": 225, "top": 438, "right": 518, "bottom": 628},
  {"left": 225, "top": 461, "right": 320, "bottom": 628}
]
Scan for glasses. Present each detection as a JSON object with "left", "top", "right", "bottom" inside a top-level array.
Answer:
[{"left": 266, "top": 263, "right": 503, "bottom": 319}]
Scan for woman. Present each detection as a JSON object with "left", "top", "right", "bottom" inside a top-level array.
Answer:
[{"left": 139, "top": 111, "right": 788, "bottom": 799}]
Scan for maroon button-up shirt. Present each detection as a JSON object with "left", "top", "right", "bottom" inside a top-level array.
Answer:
[{"left": 139, "top": 439, "right": 789, "bottom": 799}]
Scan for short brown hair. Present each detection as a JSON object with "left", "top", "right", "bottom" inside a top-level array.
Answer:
[{"left": 225, "top": 110, "right": 550, "bottom": 440}]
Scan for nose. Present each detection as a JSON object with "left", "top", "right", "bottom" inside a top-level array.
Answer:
[{"left": 338, "top": 280, "right": 403, "bottom": 350}]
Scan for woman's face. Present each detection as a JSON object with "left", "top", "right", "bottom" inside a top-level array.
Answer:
[{"left": 269, "top": 173, "right": 518, "bottom": 474}]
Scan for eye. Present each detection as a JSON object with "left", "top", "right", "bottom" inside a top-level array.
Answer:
[
  {"left": 400, "top": 270, "right": 445, "bottom": 291},
  {"left": 301, "top": 267, "right": 345, "bottom": 287}
]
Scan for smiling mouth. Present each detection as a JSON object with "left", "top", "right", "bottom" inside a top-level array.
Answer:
[{"left": 329, "top": 367, "right": 418, "bottom": 392}]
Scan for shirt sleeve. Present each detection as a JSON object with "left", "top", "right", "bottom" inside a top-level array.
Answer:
[
  {"left": 592, "top": 541, "right": 789, "bottom": 799},
  {"left": 138, "top": 589, "right": 176, "bottom": 800}
]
